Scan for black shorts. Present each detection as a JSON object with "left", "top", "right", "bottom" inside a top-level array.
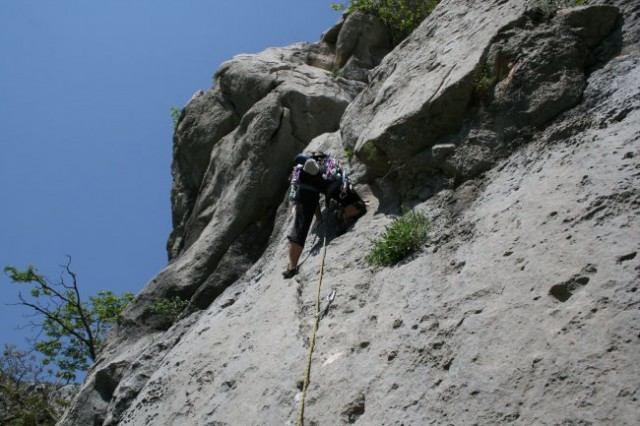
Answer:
[
  {"left": 287, "top": 188, "right": 320, "bottom": 246},
  {"left": 287, "top": 182, "right": 366, "bottom": 246}
]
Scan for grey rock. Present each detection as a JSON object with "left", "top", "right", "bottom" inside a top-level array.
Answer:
[
  {"left": 431, "top": 143, "right": 456, "bottom": 157},
  {"left": 342, "top": 1, "right": 620, "bottom": 201},
  {"left": 58, "top": 1, "right": 640, "bottom": 425},
  {"left": 559, "top": 5, "right": 621, "bottom": 49},
  {"left": 167, "top": 87, "right": 240, "bottom": 260},
  {"left": 321, "top": 13, "right": 345, "bottom": 44},
  {"left": 334, "top": 11, "right": 392, "bottom": 81},
  {"left": 490, "top": 5, "right": 620, "bottom": 128},
  {"left": 168, "top": 42, "right": 366, "bottom": 269},
  {"left": 340, "top": 0, "right": 531, "bottom": 177}
]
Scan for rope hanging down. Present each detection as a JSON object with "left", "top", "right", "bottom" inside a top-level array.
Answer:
[{"left": 296, "top": 231, "right": 328, "bottom": 426}]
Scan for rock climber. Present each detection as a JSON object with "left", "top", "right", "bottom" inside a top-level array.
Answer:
[{"left": 283, "top": 151, "right": 366, "bottom": 279}]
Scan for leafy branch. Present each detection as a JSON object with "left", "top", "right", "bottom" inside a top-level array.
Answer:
[{"left": 4, "top": 257, "right": 134, "bottom": 382}]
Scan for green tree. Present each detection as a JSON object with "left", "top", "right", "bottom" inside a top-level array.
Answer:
[
  {"left": 0, "top": 344, "right": 62, "bottom": 426},
  {"left": 4, "top": 258, "right": 134, "bottom": 382}
]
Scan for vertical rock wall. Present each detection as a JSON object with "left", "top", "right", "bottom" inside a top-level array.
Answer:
[{"left": 58, "top": 1, "right": 639, "bottom": 425}]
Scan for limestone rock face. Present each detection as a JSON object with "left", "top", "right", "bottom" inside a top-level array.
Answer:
[
  {"left": 334, "top": 11, "right": 392, "bottom": 82},
  {"left": 341, "top": 0, "right": 528, "bottom": 175},
  {"left": 341, "top": 0, "right": 620, "bottom": 200},
  {"left": 153, "top": 42, "right": 367, "bottom": 335},
  {"left": 59, "top": 1, "right": 639, "bottom": 425}
]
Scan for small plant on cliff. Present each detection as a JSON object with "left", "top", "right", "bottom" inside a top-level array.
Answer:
[
  {"left": 366, "top": 210, "right": 432, "bottom": 267},
  {"left": 170, "top": 106, "right": 182, "bottom": 130},
  {"left": 151, "top": 295, "right": 189, "bottom": 323},
  {"left": 331, "top": 0, "right": 441, "bottom": 45},
  {"left": 473, "top": 63, "right": 495, "bottom": 99},
  {"left": 344, "top": 147, "right": 354, "bottom": 163}
]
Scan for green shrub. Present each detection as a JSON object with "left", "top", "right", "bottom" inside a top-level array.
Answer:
[
  {"left": 151, "top": 295, "right": 189, "bottom": 323},
  {"left": 344, "top": 147, "right": 354, "bottom": 162},
  {"left": 473, "top": 63, "right": 495, "bottom": 99},
  {"left": 170, "top": 106, "right": 182, "bottom": 130},
  {"left": 332, "top": 0, "right": 441, "bottom": 45},
  {"left": 366, "top": 210, "right": 432, "bottom": 266}
]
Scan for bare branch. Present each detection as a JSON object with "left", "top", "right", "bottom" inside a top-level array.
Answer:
[
  {"left": 15, "top": 298, "right": 93, "bottom": 353},
  {"left": 63, "top": 257, "right": 96, "bottom": 360}
]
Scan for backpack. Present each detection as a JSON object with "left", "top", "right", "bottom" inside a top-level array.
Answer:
[
  {"left": 288, "top": 152, "right": 347, "bottom": 204},
  {"left": 293, "top": 152, "right": 343, "bottom": 180}
]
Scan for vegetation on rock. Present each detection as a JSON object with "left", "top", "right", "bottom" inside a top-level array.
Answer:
[
  {"left": 473, "top": 62, "right": 496, "bottom": 100},
  {"left": 170, "top": 106, "right": 182, "bottom": 130},
  {"left": 151, "top": 295, "right": 189, "bottom": 323},
  {"left": 366, "top": 210, "right": 432, "bottom": 266},
  {"left": 344, "top": 147, "right": 354, "bottom": 163},
  {"left": 0, "top": 345, "right": 65, "bottom": 426},
  {"left": 331, "top": 0, "right": 441, "bottom": 44}
]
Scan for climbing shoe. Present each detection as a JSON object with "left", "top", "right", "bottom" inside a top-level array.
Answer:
[{"left": 282, "top": 267, "right": 298, "bottom": 279}]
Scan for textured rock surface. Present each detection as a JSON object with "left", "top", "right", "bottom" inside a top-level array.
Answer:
[
  {"left": 59, "top": 1, "right": 639, "bottom": 425},
  {"left": 340, "top": 0, "right": 529, "bottom": 174},
  {"left": 341, "top": 0, "right": 621, "bottom": 200},
  {"left": 332, "top": 11, "right": 392, "bottom": 82}
]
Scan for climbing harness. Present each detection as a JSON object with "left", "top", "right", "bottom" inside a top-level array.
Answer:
[
  {"left": 339, "top": 169, "right": 349, "bottom": 200},
  {"left": 296, "top": 229, "right": 330, "bottom": 426}
]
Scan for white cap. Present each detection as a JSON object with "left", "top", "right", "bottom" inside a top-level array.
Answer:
[{"left": 303, "top": 158, "right": 320, "bottom": 175}]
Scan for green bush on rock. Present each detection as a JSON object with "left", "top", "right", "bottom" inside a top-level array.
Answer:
[
  {"left": 151, "top": 295, "right": 189, "bottom": 323},
  {"left": 366, "top": 210, "right": 432, "bottom": 267}
]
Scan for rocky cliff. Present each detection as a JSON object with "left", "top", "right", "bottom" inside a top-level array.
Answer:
[{"left": 59, "top": 0, "right": 639, "bottom": 425}]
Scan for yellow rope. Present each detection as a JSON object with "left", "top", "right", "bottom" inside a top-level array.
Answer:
[{"left": 296, "top": 233, "right": 328, "bottom": 426}]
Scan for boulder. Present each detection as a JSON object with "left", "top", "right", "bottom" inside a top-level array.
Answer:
[
  {"left": 340, "top": 0, "right": 531, "bottom": 177},
  {"left": 341, "top": 1, "right": 620, "bottom": 201}
]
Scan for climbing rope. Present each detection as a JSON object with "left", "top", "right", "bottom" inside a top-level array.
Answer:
[{"left": 296, "top": 230, "right": 328, "bottom": 426}]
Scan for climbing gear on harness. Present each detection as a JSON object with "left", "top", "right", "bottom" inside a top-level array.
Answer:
[
  {"left": 296, "top": 228, "right": 329, "bottom": 426},
  {"left": 288, "top": 164, "right": 302, "bottom": 205},
  {"left": 321, "top": 156, "right": 340, "bottom": 181},
  {"left": 339, "top": 169, "right": 349, "bottom": 199}
]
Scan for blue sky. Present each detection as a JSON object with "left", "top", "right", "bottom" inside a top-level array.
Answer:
[{"left": 0, "top": 1, "right": 339, "bottom": 352}]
